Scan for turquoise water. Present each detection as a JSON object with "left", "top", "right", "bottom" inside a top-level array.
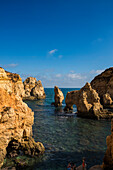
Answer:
[{"left": 25, "top": 88, "right": 111, "bottom": 170}]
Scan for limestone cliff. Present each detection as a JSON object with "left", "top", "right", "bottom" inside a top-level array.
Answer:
[
  {"left": 0, "top": 67, "right": 25, "bottom": 97},
  {"left": 52, "top": 86, "right": 64, "bottom": 107},
  {"left": 91, "top": 67, "right": 113, "bottom": 105},
  {"left": 64, "top": 83, "right": 113, "bottom": 119},
  {"left": 23, "top": 77, "right": 46, "bottom": 100},
  {"left": 0, "top": 87, "right": 45, "bottom": 168}
]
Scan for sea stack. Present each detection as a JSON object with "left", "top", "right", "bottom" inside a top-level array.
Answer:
[
  {"left": 23, "top": 77, "right": 46, "bottom": 100},
  {"left": 64, "top": 82, "right": 113, "bottom": 119},
  {"left": 52, "top": 86, "right": 64, "bottom": 107}
]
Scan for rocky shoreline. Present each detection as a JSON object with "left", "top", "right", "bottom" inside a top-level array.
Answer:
[
  {"left": 0, "top": 67, "right": 45, "bottom": 168},
  {"left": 1, "top": 67, "right": 113, "bottom": 169}
]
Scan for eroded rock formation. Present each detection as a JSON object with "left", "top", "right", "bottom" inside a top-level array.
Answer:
[
  {"left": 103, "top": 119, "right": 113, "bottom": 169},
  {"left": 64, "top": 82, "right": 113, "bottom": 119},
  {"left": 0, "top": 87, "right": 45, "bottom": 168},
  {"left": 23, "top": 77, "right": 46, "bottom": 100},
  {"left": 0, "top": 67, "right": 25, "bottom": 98},
  {"left": 52, "top": 86, "right": 64, "bottom": 107},
  {"left": 91, "top": 67, "right": 113, "bottom": 105}
]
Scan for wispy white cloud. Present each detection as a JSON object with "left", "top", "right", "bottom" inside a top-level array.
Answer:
[
  {"left": 70, "top": 70, "right": 75, "bottom": 73},
  {"left": 48, "top": 49, "right": 58, "bottom": 55},
  {"left": 4, "top": 63, "right": 18, "bottom": 68},
  {"left": 67, "top": 73, "right": 85, "bottom": 80},
  {"left": 90, "top": 69, "right": 104, "bottom": 74},
  {"left": 97, "top": 38, "right": 103, "bottom": 42},
  {"left": 58, "top": 55, "right": 63, "bottom": 59},
  {"left": 92, "top": 38, "right": 103, "bottom": 44},
  {"left": 56, "top": 74, "right": 62, "bottom": 78}
]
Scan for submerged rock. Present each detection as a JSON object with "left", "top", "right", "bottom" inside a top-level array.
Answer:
[
  {"left": 52, "top": 86, "right": 64, "bottom": 107},
  {"left": 64, "top": 82, "right": 113, "bottom": 119},
  {"left": 0, "top": 87, "right": 45, "bottom": 168},
  {"left": 23, "top": 77, "right": 46, "bottom": 100}
]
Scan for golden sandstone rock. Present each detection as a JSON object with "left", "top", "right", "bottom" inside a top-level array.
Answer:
[
  {"left": 0, "top": 67, "right": 25, "bottom": 98},
  {"left": 52, "top": 86, "right": 64, "bottom": 107},
  {"left": 91, "top": 67, "right": 113, "bottom": 105},
  {"left": 64, "top": 82, "right": 113, "bottom": 119},
  {"left": 103, "top": 119, "right": 113, "bottom": 169},
  {"left": 23, "top": 77, "right": 46, "bottom": 100},
  {"left": 0, "top": 68, "right": 45, "bottom": 168}
]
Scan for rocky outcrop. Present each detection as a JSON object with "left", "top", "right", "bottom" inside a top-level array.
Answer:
[
  {"left": 0, "top": 87, "right": 45, "bottom": 168},
  {"left": 103, "top": 119, "right": 113, "bottom": 169},
  {"left": 52, "top": 86, "right": 64, "bottom": 107},
  {"left": 103, "top": 93, "right": 112, "bottom": 106},
  {"left": 64, "top": 82, "right": 113, "bottom": 119},
  {"left": 91, "top": 67, "right": 113, "bottom": 105},
  {"left": 23, "top": 77, "right": 46, "bottom": 100},
  {"left": 0, "top": 67, "right": 25, "bottom": 98}
]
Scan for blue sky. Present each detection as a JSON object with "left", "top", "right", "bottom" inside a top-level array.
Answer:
[{"left": 0, "top": 0, "right": 113, "bottom": 87}]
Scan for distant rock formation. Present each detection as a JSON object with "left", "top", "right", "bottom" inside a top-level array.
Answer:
[
  {"left": 0, "top": 67, "right": 25, "bottom": 97},
  {"left": 103, "top": 93, "right": 112, "bottom": 106},
  {"left": 23, "top": 77, "right": 46, "bottom": 100},
  {"left": 52, "top": 86, "right": 64, "bottom": 107},
  {"left": 91, "top": 67, "right": 113, "bottom": 106},
  {"left": 64, "top": 82, "right": 113, "bottom": 119},
  {"left": 103, "top": 119, "right": 113, "bottom": 169},
  {"left": 0, "top": 87, "right": 45, "bottom": 168}
]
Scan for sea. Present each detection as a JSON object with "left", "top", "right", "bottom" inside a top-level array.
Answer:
[{"left": 25, "top": 88, "right": 111, "bottom": 169}]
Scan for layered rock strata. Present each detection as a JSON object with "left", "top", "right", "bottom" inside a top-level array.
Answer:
[
  {"left": 0, "top": 67, "right": 25, "bottom": 97},
  {"left": 0, "top": 87, "right": 45, "bottom": 168},
  {"left": 52, "top": 86, "right": 64, "bottom": 107},
  {"left": 91, "top": 67, "right": 113, "bottom": 106},
  {"left": 64, "top": 82, "right": 113, "bottom": 119},
  {"left": 23, "top": 77, "right": 46, "bottom": 100}
]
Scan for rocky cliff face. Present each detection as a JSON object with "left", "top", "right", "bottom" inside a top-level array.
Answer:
[
  {"left": 0, "top": 87, "right": 45, "bottom": 168},
  {"left": 23, "top": 77, "right": 46, "bottom": 100},
  {"left": 0, "top": 68, "right": 45, "bottom": 168},
  {"left": 103, "top": 119, "right": 113, "bottom": 169},
  {"left": 64, "top": 83, "right": 113, "bottom": 119},
  {"left": 0, "top": 67, "right": 25, "bottom": 97},
  {"left": 91, "top": 67, "right": 113, "bottom": 105},
  {"left": 52, "top": 86, "right": 64, "bottom": 107}
]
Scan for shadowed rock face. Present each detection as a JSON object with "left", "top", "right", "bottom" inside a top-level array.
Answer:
[
  {"left": 103, "top": 119, "right": 113, "bottom": 170},
  {"left": 23, "top": 77, "right": 46, "bottom": 100},
  {"left": 64, "top": 83, "right": 113, "bottom": 119},
  {"left": 0, "top": 87, "right": 45, "bottom": 168},
  {"left": 0, "top": 67, "right": 25, "bottom": 97},
  {"left": 52, "top": 86, "right": 64, "bottom": 107},
  {"left": 91, "top": 67, "right": 113, "bottom": 105}
]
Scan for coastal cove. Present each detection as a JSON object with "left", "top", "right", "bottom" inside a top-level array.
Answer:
[{"left": 25, "top": 88, "right": 111, "bottom": 170}]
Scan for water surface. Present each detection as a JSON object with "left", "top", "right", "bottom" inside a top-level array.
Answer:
[{"left": 25, "top": 88, "right": 111, "bottom": 170}]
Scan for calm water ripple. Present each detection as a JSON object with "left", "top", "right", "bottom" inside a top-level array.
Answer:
[{"left": 25, "top": 88, "right": 111, "bottom": 170}]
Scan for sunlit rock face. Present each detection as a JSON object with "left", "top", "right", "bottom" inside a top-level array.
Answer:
[
  {"left": 103, "top": 119, "right": 113, "bottom": 170},
  {"left": 52, "top": 86, "right": 64, "bottom": 107},
  {"left": 0, "top": 67, "right": 25, "bottom": 97},
  {"left": 0, "top": 68, "right": 45, "bottom": 168},
  {"left": 91, "top": 67, "right": 113, "bottom": 106},
  {"left": 0, "top": 87, "right": 45, "bottom": 168},
  {"left": 64, "top": 82, "right": 113, "bottom": 119},
  {"left": 23, "top": 77, "right": 46, "bottom": 100}
]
